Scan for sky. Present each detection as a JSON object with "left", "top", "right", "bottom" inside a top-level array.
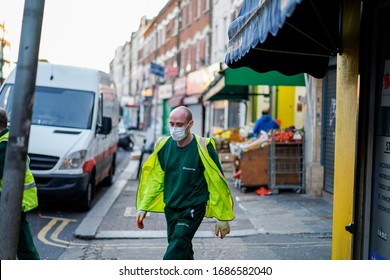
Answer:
[{"left": 0, "top": 0, "right": 169, "bottom": 73}]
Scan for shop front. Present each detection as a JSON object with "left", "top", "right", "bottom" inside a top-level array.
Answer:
[
  {"left": 170, "top": 76, "right": 187, "bottom": 109},
  {"left": 202, "top": 66, "right": 305, "bottom": 137},
  {"left": 141, "top": 87, "right": 153, "bottom": 129},
  {"left": 224, "top": 0, "right": 390, "bottom": 260},
  {"left": 120, "top": 95, "right": 140, "bottom": 129},
  {"left": 184, "top": 64, "right": 221, "bottom": 136},
  {"left": 158, "top": 83, "right": 173, "bottom": 135},
  {"left": 202, "top": 70, "right": 249, "bottom": 137}
]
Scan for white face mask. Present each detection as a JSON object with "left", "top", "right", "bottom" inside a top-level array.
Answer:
[{"left": 169, "top": 123, "right": 190, "bottom": 142}]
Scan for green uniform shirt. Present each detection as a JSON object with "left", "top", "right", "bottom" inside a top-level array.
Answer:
[{"left": 158, "top": 135, "right": 223, "bottom": 209}]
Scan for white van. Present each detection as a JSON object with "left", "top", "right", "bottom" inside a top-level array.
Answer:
[{"left": 0, "top": 62, "right": 119, "bottom": 210}]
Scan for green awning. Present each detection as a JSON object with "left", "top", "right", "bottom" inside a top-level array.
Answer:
[
  {"left": 203, "top": 75, "right": 248, "bottom": 101},
  {"left": 203, "top": 67, "right": 305, "bottom": 101},
  {"left": 224, "top": 67, "right": 305, "bottom": 86}
]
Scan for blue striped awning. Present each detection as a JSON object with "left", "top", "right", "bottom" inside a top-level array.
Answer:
[{"left": 225, "top": 0, "right": 341, "bottom": 79}]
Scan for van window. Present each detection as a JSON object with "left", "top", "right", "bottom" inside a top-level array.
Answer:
[{"left": 0, "top": 85, "right": 94, "bottom": 129}]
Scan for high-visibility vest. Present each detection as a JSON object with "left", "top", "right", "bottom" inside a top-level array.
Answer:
[
  {"left": 136, "top": 135, "right": 234, "bottom": 221},
  {"left": 0, "top": 131, "right": 38, "bottom": 212}
]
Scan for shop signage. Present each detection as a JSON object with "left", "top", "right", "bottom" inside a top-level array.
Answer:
[
  {"left": 174, "top": 76, "right": 187, "bottom": 96},
  {"left": 142, "top": 88, "right": 153, "bottom": 97},
  {"left": 158, "top": 84, "right": 173, "bottom": 99},
  {"left": 150, "top": 62, "right": 165, "bottom": 78},
  {"left": 371, "top": 136, "right": 390, "bottom": 259},
  {"left": 166, "top": 66, "right": 179, "bottom": 77},
  {"left": 371, "top": 61, "right": 390, "bottom": 260},
  {"left": 186, "top": 63, "right": 220, "bottom": 95}
]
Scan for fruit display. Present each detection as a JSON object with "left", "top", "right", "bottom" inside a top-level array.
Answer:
[{"left": 272, "top": 130, "right": 303, "bottom": 143}]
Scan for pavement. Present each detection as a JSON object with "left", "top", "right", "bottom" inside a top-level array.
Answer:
[{"left": 73, "top": 150, "right": 334, "bottom": 241}]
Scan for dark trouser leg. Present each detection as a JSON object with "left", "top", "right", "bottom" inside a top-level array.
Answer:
[
  {"left": 163, "top": 204, "right": 206, "bottom": 260},
  {"left": 17, "top": 211, "right": 40, "bottom": 260}
]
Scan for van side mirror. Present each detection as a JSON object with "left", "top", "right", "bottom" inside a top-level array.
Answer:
[{"left": 97, "top": 117, "right": 112, "bottom": 135}]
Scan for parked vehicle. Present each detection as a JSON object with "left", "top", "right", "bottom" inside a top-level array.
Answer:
[
  {"left": 0, "top": 62, "right": 120, "bottom": 211},
  {"left": 118, "top": 122, "right": 135, "bottom": 151}
]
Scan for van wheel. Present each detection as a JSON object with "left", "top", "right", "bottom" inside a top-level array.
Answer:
[
  {"left": 103, "top": 159, "right": 115, "bottom": 187},
  {"left": 79, "top": 177, "right": 94, "bottom": 211},
  {"left": 126, "top": 138, "right": 134, "bottom": 151}
]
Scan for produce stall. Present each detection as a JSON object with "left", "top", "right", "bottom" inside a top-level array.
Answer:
[{"left": 231, "top": 129, "right": 304, "bottom": 194}]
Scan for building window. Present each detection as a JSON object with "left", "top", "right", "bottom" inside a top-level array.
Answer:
[
  {"left": 196, "top": 0, "right": 201, "bottom": 19},
  {"left": 173, "top": 18, "right": 178, "bottom": 36},
  {"left": 188, "top": 1, "right": 192, "bottom": 26},
  {"left": 205, "top": 33, "right": 211, "bottom": 65},
  {"left": 195, "top": 41, "right": 200, "bottom": 68},
  {"left": 156, "top": 30, "right": 160, "bottom": 49},
  {"left": 204, "top": 0, "right": 210, "bottom": 11},
  {"left": 186, "top": 47, "right": 191, "bottom": 73},
  {"left": 228, "top": 101, "right": 241, "bottom": 128},
  {"left": 180, "top": 49, "right": 185, "bottom": 76},
  {"left": 166, "top": 22, "right": 171, "bottom": 39},
  {"left": 161, "top": 28, "right": 165, "bottom": 46},
  {"left": 213, "top": 100, "right": 227, "bottom": 129},
  {"left": 181, "top": 7, "right": 186, "bottom": 30}
]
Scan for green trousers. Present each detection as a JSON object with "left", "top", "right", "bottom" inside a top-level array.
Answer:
[
  {"left": 163, "top": 204, "right": 206, "bottom": 260},
  {"left": 17, "top": 211, "right": 40, "bottom": 260}
]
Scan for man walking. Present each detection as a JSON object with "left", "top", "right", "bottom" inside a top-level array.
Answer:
[
  {"left": 0, "top": 108, "right": 40, "bottom": 259},
  {"left": 136, "top": 106, "right": 234, "bottom": 260}
]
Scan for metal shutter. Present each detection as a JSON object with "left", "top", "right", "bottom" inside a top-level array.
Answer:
[{"left": 323, "top": 68, "right": 337, "bottom": 194}]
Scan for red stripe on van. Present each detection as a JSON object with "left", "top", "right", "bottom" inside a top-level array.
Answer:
[
  {"left": 94, "top": 143, "right": 117, "bottom": 165},
  {"left": 83, "top": 158, "right": 96, "bottom": 173},
  {"left": 82, "top": 143, "right": 117, "bottom": 173}
]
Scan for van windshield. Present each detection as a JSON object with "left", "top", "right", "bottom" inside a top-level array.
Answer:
[{"left": 0, "top": 85, "right": 94, "bottom": 129}]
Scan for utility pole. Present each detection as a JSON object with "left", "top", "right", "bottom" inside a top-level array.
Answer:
[{"left": 0, "top": 0, "right": 45, "bottom": 259}]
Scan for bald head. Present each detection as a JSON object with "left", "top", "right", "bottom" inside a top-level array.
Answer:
[
  {"left": 170, "top": 106, "right": 193, "bottom": 122},
  {"left": 169, "top": 106, "right": 193, "bottom": 129}
]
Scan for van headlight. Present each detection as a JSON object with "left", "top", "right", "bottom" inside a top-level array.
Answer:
[{"left": 60, "top": 150, "right": 87, "bottom": 169}]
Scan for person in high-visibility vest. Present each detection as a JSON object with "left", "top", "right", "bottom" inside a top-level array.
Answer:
[
  {"left": 136, "top": 106, "right": 234, "bottom": 260},
  {"left": 0, "top": 108, "right": 40, "bottom": 260}
]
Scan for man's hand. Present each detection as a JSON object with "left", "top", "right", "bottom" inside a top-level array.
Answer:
[
  {"left": 215, "top": 220, "right": 230, "bottom": 239},
  {"left": 136, "top": 211, "right": 147, "bottom": 229}
]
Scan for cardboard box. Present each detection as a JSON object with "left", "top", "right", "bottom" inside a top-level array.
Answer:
[{"left": 240, "top": 148, "right": 269, "bottom": 186}]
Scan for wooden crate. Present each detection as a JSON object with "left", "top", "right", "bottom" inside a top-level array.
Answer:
[{"left": 240, "top": 147, "right": 269, "bottom": 186}]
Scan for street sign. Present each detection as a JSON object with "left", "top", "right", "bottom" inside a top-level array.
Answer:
[{"left": 150, "top": 62, "right": 165, "bottom": 78}]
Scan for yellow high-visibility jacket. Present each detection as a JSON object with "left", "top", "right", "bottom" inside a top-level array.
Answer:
[
  {"left": 0, "top": 131, "right": 38, "bottom": 212},
  {"left": 136, "top": 135, "right": 234, "bottom": 221}
]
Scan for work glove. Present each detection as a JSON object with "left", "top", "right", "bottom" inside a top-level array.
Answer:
[
  {"left": 215, "top": 220, "right": 230, "bottom": 239},
  {"left": 136, "top": 210, "right": 147, "bottom": 229}
]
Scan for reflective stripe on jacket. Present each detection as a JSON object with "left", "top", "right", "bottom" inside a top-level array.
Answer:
[
  {"left": 0, "top": 131, "right": 38, "bottom": 212},
  {"left": 136, "top": 135, "right": 234, "bottom": 221}
]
